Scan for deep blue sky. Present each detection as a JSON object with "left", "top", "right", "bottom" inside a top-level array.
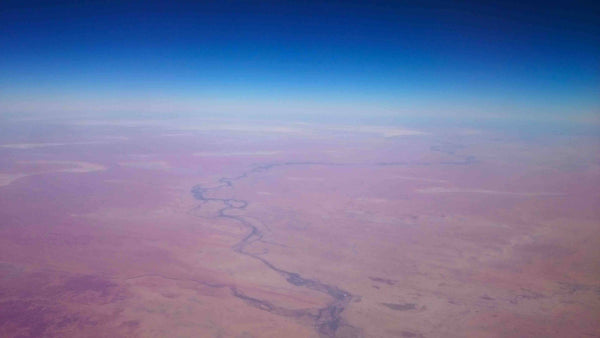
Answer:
[{"left": 1, "top": 0, "right": 598, "bottom": 125}]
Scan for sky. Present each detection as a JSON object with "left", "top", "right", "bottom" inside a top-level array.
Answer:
[{"left": 1, "top": 0, "right": 599, "bottom": 126}]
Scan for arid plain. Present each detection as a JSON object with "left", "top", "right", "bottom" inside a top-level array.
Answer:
[{"left": 0, "top": 118, "right": 599, "bottom": 337}]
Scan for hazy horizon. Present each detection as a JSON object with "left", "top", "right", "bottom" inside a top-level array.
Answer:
[{"left": 2, "top": 1, "right": 598, "bottom": 127}]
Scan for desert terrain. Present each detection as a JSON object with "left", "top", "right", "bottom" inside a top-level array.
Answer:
[{"left": 0, "top": 118, "right": 599, "bottom": 337}]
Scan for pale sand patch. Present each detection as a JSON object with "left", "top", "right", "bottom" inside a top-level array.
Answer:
[
  {"left": 0, "top": 138, "right": 126, "bottom": 149},
  {"left": 161, "top": 133, "right": 193, "bottom": 137},
  {"left": 0, "top": 174, "right": 27, "bottom": 187},
  {"left": 285, "top": 176, "right": 325, "bottom": 182},
  {"left": 102, "top": 136, "right": 129, "bottom": 141},
  {"left": 1, "top": 142, "right": 83, "bottom": 149},
  {"left": 456, "top": 129, "right": 483, "bottom": 135},
  {"left": 346, "top": 210, "right": 409, "bottom": 224},
  {"left": 195, "top": 123, "right": 427, "bottom": 137},
  {"left": 70, "top": 119, "right": 426, "bottom": 138},
  {"left": 17, "top": 160, "right": 106, "bottom": 173},
  {"left": 194, "top": 151, "right": 280, "bottom": 157},
  {"left": 0, "top": 161, "right": 105, "bottom": 187},
  {"left": 119, "top": 161, "right": 171, "bottom": 170},
  {"left": 391, "top": 175, "right": 448, "bottom": 183},
  {"left": 71, "top": 119, "right": 313, "bottom": 136},
  {"left": 324, "top": 125, "right": 427, "bottom": 137},
  {"left": 355, "top": 197, "right": 390, "bottom": 203},
  {"left": 103, "top": 179, "right": 162, "bottom": 187},
  {"left": 182, "top": 124, "right": 304, "bottom": 134},
  {"left": 71, "top": 119, "right": 162, "bottom": 127},
  {"left": 417, "top": 187, "right": 564, "bottom": 196}
]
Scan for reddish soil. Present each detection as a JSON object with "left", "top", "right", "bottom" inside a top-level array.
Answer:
[{"left": 0, "top": 120, "right": 598, "bottom": 337}]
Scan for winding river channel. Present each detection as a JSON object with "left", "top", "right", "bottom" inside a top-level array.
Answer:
[
  {"left": 191, "top": 162, "right": 360, "bottom": 337},
  {"left": 188, "top": 153, "right": 475, "bottom": 337}
]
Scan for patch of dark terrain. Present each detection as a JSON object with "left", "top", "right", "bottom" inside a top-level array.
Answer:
[
  {"left": 557, "top": 281, "right": 598, "bottom": 295},
  {"left": 400, "top": 330, "right": 425, "bottom": 338},
  {"left": 122, "top": 273, "right": 318, "bottom": 324},
  {"left": 509, "top": 288, "right": 545, "bottom": 304},
  {"left": 480, "top": 294, "right": 494, "bottom": 301},
  {"left": 189, "top": 157, "right": 476, "bottom": 337},
  {"left": 430, "top": 143, "right": 476, "bottom": 165},
  {"left": 385, "top": 329, "right": 425, "bottom": 337},
  {"left": 63, "top": 275, "right": 117, "bottom": 297},
  {"left": 381, "top": 303, "right": 417, "bottom": 311},
  {"left": 369, "top": 277, "right": 397, "bottom": 285},
  {"left": 374, "top": 154, "right": 475, "bottom": 166},
  {"left": 431, "top": 143, "right": 465, "bottom": 155}
]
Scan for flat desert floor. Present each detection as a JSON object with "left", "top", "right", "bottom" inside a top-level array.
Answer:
[{"left": 0, "top": 119, "right": 599, "bottom": 337}]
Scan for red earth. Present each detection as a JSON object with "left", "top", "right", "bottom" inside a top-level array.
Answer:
[{"left": 0, "top": 119, "right": 599, "bottom": 337}]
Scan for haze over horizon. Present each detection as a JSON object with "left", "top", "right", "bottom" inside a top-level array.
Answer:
[{"left": 1, "top": 1, "right": 598, "bottom": 127}]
